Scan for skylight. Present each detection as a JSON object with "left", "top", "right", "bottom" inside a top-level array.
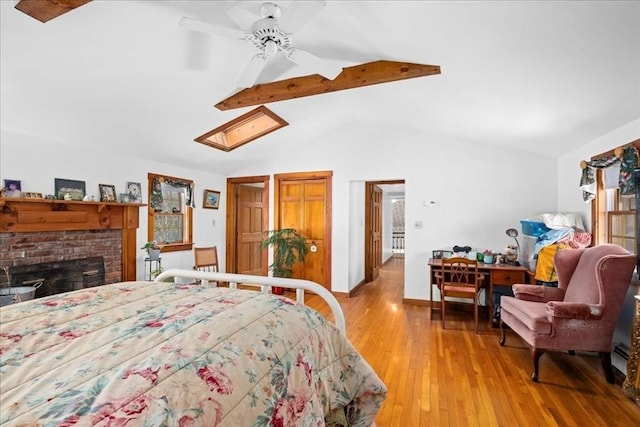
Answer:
[{"left": 194, "top": 106, "right": 288, "bottom": 152}]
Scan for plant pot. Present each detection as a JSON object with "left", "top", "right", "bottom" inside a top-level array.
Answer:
[
  {"left": 272, "top": 286, "right": 284, "bottom": 295},
  {"left": 148, "top": 249, "right": 161, "bottom": 260}
]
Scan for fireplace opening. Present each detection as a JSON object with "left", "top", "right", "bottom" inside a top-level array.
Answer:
[{"left": 7, "top": 257, "right": 106, "bottom": 299}]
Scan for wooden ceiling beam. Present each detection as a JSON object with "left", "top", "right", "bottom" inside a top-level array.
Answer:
[
  {"left": 15, "top": 0, "right": 91, "bottom": 23},
  {"left": 215, "top": 60, "right": 441, "bottom": 111}
]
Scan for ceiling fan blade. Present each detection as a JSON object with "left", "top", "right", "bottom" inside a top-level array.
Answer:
[
  {"left": 287, "top": 48, "right": 342, "bottom": 80},
  {"left": 279, "top": 0, "right": 326, "bottom": 33},
  {"left": 237, "top": 54, "right": 268, "bottom": 88},
  {"left": 179, "top": 17, "right": 245, "bottom": 40}
]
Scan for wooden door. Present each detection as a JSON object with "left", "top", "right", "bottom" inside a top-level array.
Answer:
[
  {"left": 365, "top": 184, "right": 383, "bottom": 282},
  {"left": 235, "top": 184, "right": 264, "bottom": 275},
  {"left": 226, "top": 176, "right": 269, "bottom": 275},
  {"left": 275, "top": 171, "right": 332, "bottom": 289}
]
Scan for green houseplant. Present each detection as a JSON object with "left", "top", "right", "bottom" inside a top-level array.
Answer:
[
  {"left": 260, "top": 228, "right": 309, "bottom": 294},
  {"left": 141, "top": 240, "right": 161, "bottom": 259}
]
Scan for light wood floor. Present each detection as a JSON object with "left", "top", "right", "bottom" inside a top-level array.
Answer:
[{"left": 305, "top": 257, "right": 640, "bottom": 426}]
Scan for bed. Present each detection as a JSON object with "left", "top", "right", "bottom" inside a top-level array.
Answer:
[{"left": 0, "top": 269, "right": 386, "bottom": 426}]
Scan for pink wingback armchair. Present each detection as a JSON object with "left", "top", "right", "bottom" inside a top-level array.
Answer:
[{"left": 499, "top": 244, "right": 636, "bottom": 383}]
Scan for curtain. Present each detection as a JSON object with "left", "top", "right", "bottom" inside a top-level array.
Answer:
[
  {"left": 579, "top": 146, "right": 638, "bottom": 202},
  {"left": 150, "top": 177, "right": 195, "bottom": 210}
]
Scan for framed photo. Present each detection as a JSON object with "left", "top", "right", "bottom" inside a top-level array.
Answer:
[
  {"left": 25, "top": 192, "right": 43, "bottom": 199},
  {"left": 54, "top": 178, "right": 86, "bottom": 200},
  {"left": 99, "top": 184, "right": 117, "bottom": 202},
  {"left": 126, "top": 181, "right": 142, "bottom": 203},
  {"left": 432, "top": 250, "right": 453, "bottom": 260},
  {"left": 3, "top": 179, "right": 21, "bottom": 198},
  {"left": 203, "top": 189, "right": 220, "bottom": 209}
]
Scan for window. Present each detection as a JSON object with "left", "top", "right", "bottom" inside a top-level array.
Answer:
[
  {"left": 591, "top": 140, "right": 640, "bottom": 255},
  {"left": 147, "top": 173, "right": 194, "bottom": 253}
]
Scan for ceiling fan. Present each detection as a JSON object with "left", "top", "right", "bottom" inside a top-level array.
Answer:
[{"left": 180, "top": 1, "right": 342, "bottom": 88}]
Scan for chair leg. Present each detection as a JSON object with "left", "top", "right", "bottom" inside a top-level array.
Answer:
[
  {"left": 531, "top": 348, "right": 544, "bottom": 382},
  {"left": 499, "top": 320, "right": 507, "bottom": 346},
  {"left": 474, "top": 297, "right": 478, "bottom": 334},
  {"left": 441, "top": 295, "right": 446, "bottom": 329},
  {"left": 600, "top": 352, "right": 615, "bottom": 384}
]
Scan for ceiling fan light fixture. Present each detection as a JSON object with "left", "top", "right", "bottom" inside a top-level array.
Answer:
[{"left": 263, "top": 39, "right": 279, "bottom": 58}]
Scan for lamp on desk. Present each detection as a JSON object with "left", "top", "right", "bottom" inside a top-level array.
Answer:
[{"left": 505, "top": 228, "right": 521, "bottom": 266}]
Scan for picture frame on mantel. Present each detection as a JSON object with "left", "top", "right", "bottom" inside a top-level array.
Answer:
[
  {"left": 126, "top": 181, "right": 142, "bottom": 203},
  {"left": 99, "top": 184, "right": 117, "bottom": 202},
  {"left": 203, "top": 189, "right": 220, "bottom": 209},
  {"left": 54, "top": 178, "right": 85, "bottom": 201},
  {"left": 3, "top": 179, "right": 21, "bottom": 198}
]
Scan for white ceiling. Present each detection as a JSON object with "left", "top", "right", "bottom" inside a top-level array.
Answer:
[{"left": 1, "top": 1, "right": 639, "bottom": 175}]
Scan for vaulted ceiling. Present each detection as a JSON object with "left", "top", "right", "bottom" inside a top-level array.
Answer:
[{"left": 2, "top": 1, "right": 639, "bottom": 175}]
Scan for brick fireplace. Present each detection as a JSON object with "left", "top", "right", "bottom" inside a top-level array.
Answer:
[
  {"left": 0, "top": 198, "right": 143, "bottom": 289},
  {"left": 0, "top": 230, "right": 122, "bottom": 288}
]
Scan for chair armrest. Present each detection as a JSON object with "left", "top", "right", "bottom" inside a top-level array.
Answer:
[
  {"left": 513, "top": 284, "right": 566, "bottom": 302},
  {"left": 545, "top": 301, "right": 593, "bottom": 320}
]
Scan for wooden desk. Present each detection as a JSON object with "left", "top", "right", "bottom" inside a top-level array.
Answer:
[{"left": 428, "top": 258, "right": 532, "bottom": 322}]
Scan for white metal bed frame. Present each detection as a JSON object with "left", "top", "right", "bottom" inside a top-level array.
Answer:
[{"left": 155, "top": 268, "right": 346, "bottom": 333}]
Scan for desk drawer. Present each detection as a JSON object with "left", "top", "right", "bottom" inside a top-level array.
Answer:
[{"left": 492, "top": 270, "right": 525, "bottom": 285}]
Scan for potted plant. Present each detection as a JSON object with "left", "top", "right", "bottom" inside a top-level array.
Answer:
[
  {"left": 142, "top": 240, "right": 161, "bottom": 259},
  {"left": 260, "top": 228, "right": 309, "bottom": 295}
]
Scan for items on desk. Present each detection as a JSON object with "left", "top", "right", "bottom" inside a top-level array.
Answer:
[
  {"left": 452, "top": 245, "right": 472, "bottom": 254},
  {"left": 504, "top": 228, "right": 521, "bottom": 265}
]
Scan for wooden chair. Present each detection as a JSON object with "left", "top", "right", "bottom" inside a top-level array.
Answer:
[
  {"left": 193, "top": 246, "right": 219, "bottom": 285},
  {"left": 436, "top": 257, "right": 484, "bottom": 334}
]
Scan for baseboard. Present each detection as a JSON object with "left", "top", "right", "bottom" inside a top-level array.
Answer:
[
  {"left": 402, "top": 298, "right": 430, "bottom": 307},
  {"left": 346, "top": 278, "right": 368, "bottom": 297}
]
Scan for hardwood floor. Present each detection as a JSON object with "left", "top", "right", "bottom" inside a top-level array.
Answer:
[{"left": 305, "top": 256, "right": 640, "bottom": 426}]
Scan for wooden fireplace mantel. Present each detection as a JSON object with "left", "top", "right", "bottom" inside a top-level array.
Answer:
[{"left": 0, "top": 198, "right": 145, "bottom": 281}]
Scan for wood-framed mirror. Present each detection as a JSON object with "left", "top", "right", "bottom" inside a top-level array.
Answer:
[{"left": 147, "top": 173, "right": 194, "bottom": 253}]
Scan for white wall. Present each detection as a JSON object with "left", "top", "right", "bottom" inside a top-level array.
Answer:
[
  {"left": 0, "top": 129, "right": 227, "bottom": 279},
  {"left": 228, "top": 121, "right": 558, "bottom": 298},
  {"left": 348, "top": 181, "right": 365, "bottom": 286}
]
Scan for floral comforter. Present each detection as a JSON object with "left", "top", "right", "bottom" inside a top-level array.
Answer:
[{"left": 0, "top": 281, "right": 386, "bottom": 426}]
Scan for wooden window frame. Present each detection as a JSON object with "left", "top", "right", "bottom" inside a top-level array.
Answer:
[
  {"left": 590, "top": 139, "right": 640, "bottom": 253},
  {"left": 147, "top": 172, "right": 194, "bottom": 253}
]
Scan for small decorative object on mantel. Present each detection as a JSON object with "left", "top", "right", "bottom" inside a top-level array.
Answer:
[{"left": 142, "top": 240, "right": 162, "bottom": 259}]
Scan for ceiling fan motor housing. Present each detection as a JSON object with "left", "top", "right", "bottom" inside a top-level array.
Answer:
[{"left": 248, "top": 7, "right": 292, "bottom": 56}]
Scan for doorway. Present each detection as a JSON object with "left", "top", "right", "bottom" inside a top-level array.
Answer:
[
  {"left": 364, "top": 180, "right": 405, "bottom": 283},
  {"left": 225, "top": 176, "right": 269, "bottom": 275}
]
